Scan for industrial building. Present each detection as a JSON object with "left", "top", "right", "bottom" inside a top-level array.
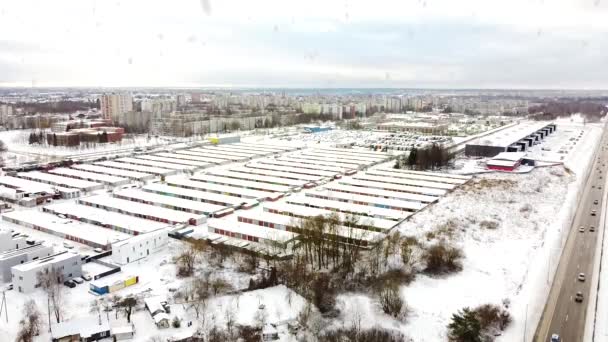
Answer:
[
  {"left": 12, "top": 251, "right": 82, "bottom": 293},
  {"left": 207, "top": 218, "right": 299, "bottom": 248},
  {"left": 72, "top": 164, "right": 155, "bottom": 181},
  {"left": 0, "top": 243, "right": 53, "bottom": 282},
  {"left": 190, "top": 174, "right": 291, "bottom": 193},
  {"left": 17, "top": 171, "right": 103, "bottom": 192},
  {"left": 115, "top": 187, "right": 227, "bottom": 216},
  {"left": 115, "top": 157, "right": 197, "bottom": 172},
  {"left": 465, "top": 122, "right": 556, "bottom": 157},
  {"left": 111, "top": 229, "right": 169, "bottom": 264},
  {"left": 3, "top": 210, "right": 130, "bottom": 249},
  {"left": 263, "top": 202, "right": 398, "bottom": 233},
  {"left": 96, "top": 160, "right": 176, "bottom": 176},
  {"left": 48, "top": 167, "right": 130, "bottom": 187},
  {"left": 143, "top": 182, "right": 259, "bottom": 210},
  {"left": 237, "top": 211, "right": 384, "bottom": 248},
  {"left": 165, "top": 177, "right": 281, "bottom": 201},
  {"left": 77, "top": 195, "right": 206, "bottom": 225},
  {"left": 486, "top": 152, "right": 526, "bottom": 171},
  {"left": 43, "top": 202, "right": 170, "bottom": 235}
]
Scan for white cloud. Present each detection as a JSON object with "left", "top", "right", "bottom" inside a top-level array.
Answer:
[{"left": 0, "top": 0, "right": 605, "bottom": 88}]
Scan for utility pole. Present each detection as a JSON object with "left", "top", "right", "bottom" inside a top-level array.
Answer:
[
  {"left": 523, "top": 303, "right": 528, "bottom": 342},
  {"left": 0, "top": 290, "right": 8, "bottom": 323}
]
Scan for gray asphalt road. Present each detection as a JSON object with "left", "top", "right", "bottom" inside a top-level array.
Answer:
[{"left": 535, "top": 132, "right": 608, "bottom": 342}]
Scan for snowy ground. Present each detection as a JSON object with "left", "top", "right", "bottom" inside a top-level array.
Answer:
[
  {"left": 0, "top": 235, "right": 306, "bottom": 342},
  {"left": 0, "top": 129, "right": 206, "bottom": 164}
]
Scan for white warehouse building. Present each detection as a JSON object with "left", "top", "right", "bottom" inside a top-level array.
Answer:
[
  {"left": 0, "top": 243, "right": 53, "bottom": 282},
  {"left": 111, "top": 229, "right": 169, "bottom": 265},
  {"left": 11, "top": 251, "right": 82, "bottom": 293}
]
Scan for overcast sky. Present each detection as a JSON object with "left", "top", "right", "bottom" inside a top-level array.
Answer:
[{"left": 0, "top": 0, "right": 606, "bottom": 89}]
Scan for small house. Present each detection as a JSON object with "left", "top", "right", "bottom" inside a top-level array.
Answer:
[
  {"left": 111, "top": 324, "right": 135, "bottom": 341},
  {"left": 51, "top": 316, "right": 110, "bottom": 342}
]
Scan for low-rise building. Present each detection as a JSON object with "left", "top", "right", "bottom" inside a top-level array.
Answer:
[
  {"left": 51, "top": 315, "right": 111, "bottom": 342},
  {"left": 11, "top": 251, "right": 82, "bottom": 293},
  {"left": 111, "top": 229, "right": 169, "bottom": 265},
  {"left": 0, "top": 243, "right": 53, "bottom": 282}
]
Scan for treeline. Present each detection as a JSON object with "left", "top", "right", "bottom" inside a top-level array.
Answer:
[
  {"left": 285, "top": 113, "right": 335, "bottom": 125},
  {"left": 394, "top": 143, "right": 453, "bottom": 171},
  {"left": 14, "top": 100, "right": 98, "bottom": 114},
  {"left": 528, "top": 101, "right": 606, "bottom": 120}
]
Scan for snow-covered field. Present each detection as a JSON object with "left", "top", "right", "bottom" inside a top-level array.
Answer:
[{"left": 0, "top": 117, "right": 602, "bottom": 342}]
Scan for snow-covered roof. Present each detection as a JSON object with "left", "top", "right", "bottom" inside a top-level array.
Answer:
[
  {"left": 137, "top": 154, "right": 211, "bottom": 168},
  {"left": 117, "top": 187, "right": 229, "bottom": 213},
  {"left": 326, "top": 182, "right": 437, "bottom": 203},
  {"left": 78, "top": 195, "right": 204, "bottom": 223},
  {"left": 155, "top": 152, "right": 228, "bottom": 164},
  {"left": 144, "top": 182, "right": 260, "bottom": 207},
  {"left": 372, "top": 168, "right": 471, "bottom": 184},
  {"left": 492, "top": 152, "right": 526, "bottom": 161},
  {"left": 44, "top": 202, "right": 169, "bottom": 233},
  {"left": 296, "top": 152, "right": 366, "bottom": 167},
  {"left": 165, "top": 177, "right": 277, "bottom": 200},
  {"left": 18, "top": 171, "right": 102, "bottom": 191},
  {"left": 13, "top": 251, "right": 80, "bottom": 272},
  {"left": 117, "top": 157, "right": 197, "bottom": 171},
  {"left": 190, "top": 174, "right": 291, "bottom": 193},
  {"left": 48, "top": 167, "right": 128, "bottom": 185},
  {"left": 231, "top": 165, "right": 323, "bottom": 182},
  {"left": 314, "top": 147, "right": 388, "bottom": 158},
  {"left": 110, "top": 324, "right": 134, "bottom": 335},
  {"left": 238, "top": 211, "right": 384, "bottom": 242},
  {"left": 207, "top": 170, "right": 308, "bottom": 187},
  {"left": 245, "top": 162, "right": 337, "bottom": 178},
  {"left": 336, "top": 178, "right": 440, "bottom": 202},
  {"left": 97, "top": 160, "right": 174, "bottom": 176},
  {"left": 286, "top": 195, "right": 406, "bottom": 221},
  {"left": 486, "top": 159, "right": 520, "bottom": 167},
  {"left": 352, "top": 173, "right": 452, "bottom": 193},
  {"left": 72, "top": 164, "right": 153, "bottom": 181},
  {"left": 3, "top": 210, "right": 130, "bottom": 246},
  {"left": 174, "top": 149, "right": 244, "bottom": 162},
  {"left": 262, "top": 202, "right": 397, "bottom": 231},
  {"left": 51, "top": 316, "right": 110, "bottom": 339},
  {"left": 307, "top": 189, "right": 425, "bottom": 211},
  {"left": 308, "top": 148, "right": 387, "bottom": 162},
  {"left": 208, "top": 218, "right": 299, "bottom": 242},
  {"left": 144, "top": 297, "right": 167, "bottom": 316},
  {"left": 190, "top": 147, "right": 253, "bottom": 158},
  {"left": 471, "top": 122, "right": 554, "bottom": 147},
  {"left": 0, "top": 175, "right": 55, "bottom": 194},
  {"left": 264, "top": 158, "right": 348, "bottom": 173}
]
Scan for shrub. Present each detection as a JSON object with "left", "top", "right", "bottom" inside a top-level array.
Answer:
[
  {"left": 473, "top": 304, "right": 512, "bottom": 333},
  {"left": 379, "top": 284, "right": 407, "bottom": 321},
  {"left": 423, "top": 241, "right": 464, "bottom": 275},
  {"left": 447, "top": 308, "right": 482, "bottom": 342},
  {"left": 448, "top": 304, "right": 512, "bottom": 342},
  {"left": 320, "top": 327, "right": 409, "bottom": 342},
  {"left": 172, "top": 316, "right": 181, "bottom": 328},
  {"left": 479, "top": 220, "right": 499, "bottom": 230}
]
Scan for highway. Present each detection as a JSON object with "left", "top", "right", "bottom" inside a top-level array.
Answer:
[{"left": 535, "top": 130, "right": 608, "bottom": 342}]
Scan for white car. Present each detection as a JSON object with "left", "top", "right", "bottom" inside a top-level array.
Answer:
[{"left": 578, "top": 273, "right": 586, "bottom": 282}]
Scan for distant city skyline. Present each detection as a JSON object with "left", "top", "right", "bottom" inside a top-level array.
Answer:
[{"left": 0, "top": 0, "right": 607, "bottom": 89}]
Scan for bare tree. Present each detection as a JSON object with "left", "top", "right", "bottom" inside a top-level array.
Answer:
[
  {"left": 110, "top": 295, "right": 122, "bottom": 319},
  {"left": 224, "top": 301, "right": 236, "bottom": 337},
  {"left": 379, "top": 284, "right": 406, "bottom": 320},
  {"left": 37, "top": 268, "right": 65, "bottom": 323},
  {"left": 16, "top": 300, "right": 41, "bottom": 342},
  {"left": 118, "top": 296, "right": 139, "bottom": 323}
]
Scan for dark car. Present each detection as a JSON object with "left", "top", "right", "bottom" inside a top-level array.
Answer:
[
  {"left": 575, "top": 292, "right": 584, "bottom": 303},
  {"left": 63, "top": 280, "right": 76, "bottom": 288}
]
